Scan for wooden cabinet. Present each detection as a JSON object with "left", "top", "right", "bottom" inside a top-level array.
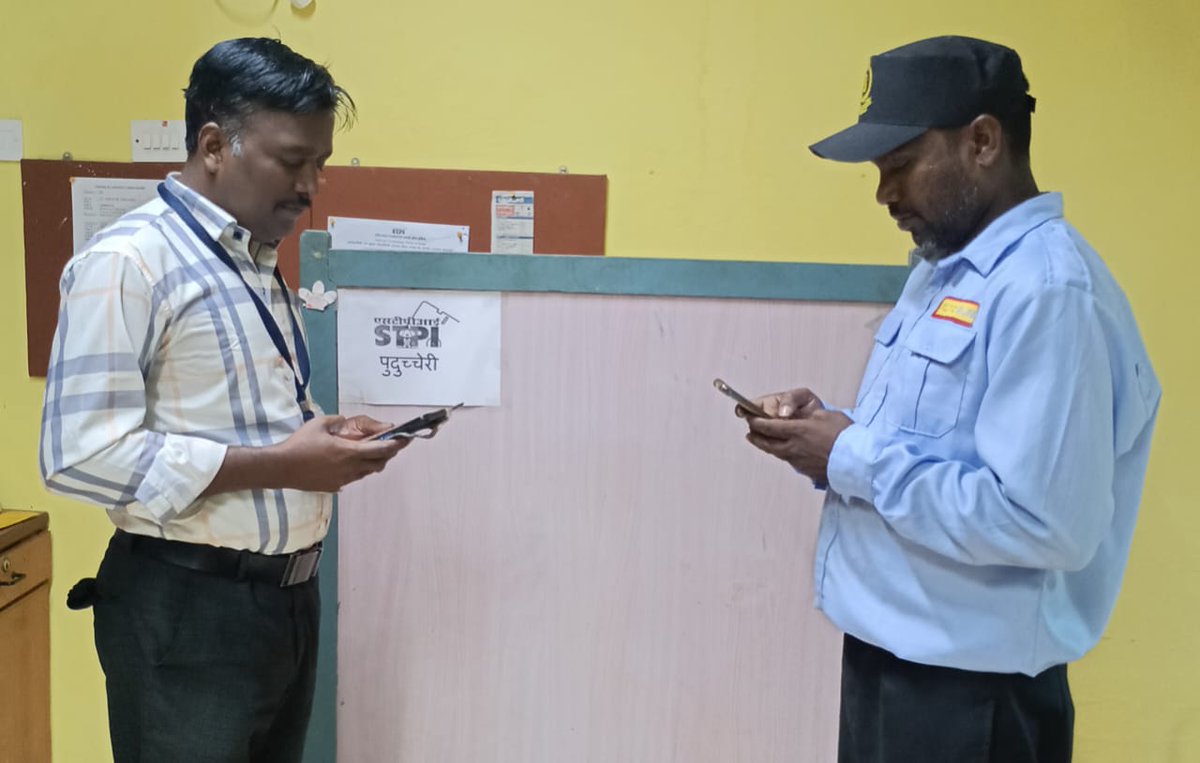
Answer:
[{"left": 0, "top": 512, "right": 51, "bottom": 763}]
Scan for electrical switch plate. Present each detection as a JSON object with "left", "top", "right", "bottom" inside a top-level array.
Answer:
[
  {"left": 0, "top": 119, "right": 22, "bottom": 161},
  {"left": 131, "top": 120, "right": 186, "bottom": 162}
]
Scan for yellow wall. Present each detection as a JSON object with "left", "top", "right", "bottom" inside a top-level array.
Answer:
[{"left": 1, "top": 1, "right": 1195, "bottom": 760}]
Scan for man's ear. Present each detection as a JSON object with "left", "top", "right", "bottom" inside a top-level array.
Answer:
[
  {"left": 193, "top": 122, "right": 230, "bottom": 175},
  {"left": 965, "top": 114, "right": 1004, "bottom": 169}
]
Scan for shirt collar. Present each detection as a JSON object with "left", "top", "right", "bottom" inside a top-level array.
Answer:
[
  {"left": 936, "top": 192, "right": 1064, "bottom": 276},
  {"left": 164, "top": 173, "right": 255, "bottom": 250}
]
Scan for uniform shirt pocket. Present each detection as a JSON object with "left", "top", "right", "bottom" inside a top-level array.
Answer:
[
  {"left": 856, "top": 310, "right": 903, "bottom": 407},
  {"left": 850, "top": 310, "right": 903, "bottom": 428},
  {"left": 885, "top": 321, "right": 976, "bottom": 437}
]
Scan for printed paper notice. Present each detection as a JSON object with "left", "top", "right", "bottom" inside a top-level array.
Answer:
[
  {"left": 71, "top": 177, "right": 160, "bottom": 253},
  {"left": 337, "top": 289, "right": 501, "bottom": 406},
  {"left": 491, "top": 191, "right": 534, "bottom": 254},
  {"left": 329, "top": 216, "right": 469, "bottom": 253}
]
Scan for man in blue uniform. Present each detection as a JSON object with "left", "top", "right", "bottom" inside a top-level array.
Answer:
[{"left": 741, "top": 36, "right": 1161, "bottom": 763}]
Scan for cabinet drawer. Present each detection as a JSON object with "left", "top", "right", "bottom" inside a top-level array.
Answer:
[{"left": 0, "top": 531, "right": 51, "bottom": 612}]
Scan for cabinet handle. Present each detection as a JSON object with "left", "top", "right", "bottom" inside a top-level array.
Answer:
[
  {"left": 1, "top": 557, "right": 26, "bottom": 586},
  {"left": 0, "top": 570, "right": 26, "bottom": 586}
]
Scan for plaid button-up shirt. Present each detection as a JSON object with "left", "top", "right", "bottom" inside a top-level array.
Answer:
[{"left": 40, "top": 174, "right": 330, "bottom": 554}]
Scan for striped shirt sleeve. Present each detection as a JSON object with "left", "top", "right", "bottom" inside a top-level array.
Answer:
[{"left": 39, "top": 244, "right": 227, "bottom": 522}]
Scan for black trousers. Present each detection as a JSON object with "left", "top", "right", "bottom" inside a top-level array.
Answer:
[
  {"left": 90, "top": 533, "right": 320, "bottom": 763},
  {"left": 839, "top": 635, "right": 1074, "bottom": 763}
]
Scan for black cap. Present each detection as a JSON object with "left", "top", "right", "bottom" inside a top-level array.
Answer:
[{"left": 809, "top": 36, "right": 1035, "bottom": 163}]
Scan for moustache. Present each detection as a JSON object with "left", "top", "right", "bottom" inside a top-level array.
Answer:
[{"left": 277, "top": 197, "right": 312, "bottom": 212}]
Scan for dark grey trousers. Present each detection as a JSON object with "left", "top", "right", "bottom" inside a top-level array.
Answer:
[
  {"left": 89, "top": 534, "right": 320, "bottom": 763},
  {"left": 839, "top": 634, "right": 1074, "bottom": 763}
]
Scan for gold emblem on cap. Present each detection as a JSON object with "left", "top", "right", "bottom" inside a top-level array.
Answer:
[{"left": 859, "top": 65, "right": 873, "bottom": 115}]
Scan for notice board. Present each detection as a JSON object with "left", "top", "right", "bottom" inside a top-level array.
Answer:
[
  {"left": 298, "top": 233, "right": 909, "bottom": 762},
  {"left": 22, "top": 161, "right": 606, "bottom": 376}
]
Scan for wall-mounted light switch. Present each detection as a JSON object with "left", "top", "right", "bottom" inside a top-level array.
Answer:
[{"left": 131, "top": 120, "right": 186, "bottom": 162}]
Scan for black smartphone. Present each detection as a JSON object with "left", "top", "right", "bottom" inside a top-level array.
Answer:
[
  {"left": 369, "top": 404, "right": 461, "bottom": 441},
  {"left": 712, "top": 378, "right": 772, "bottom": 418}
]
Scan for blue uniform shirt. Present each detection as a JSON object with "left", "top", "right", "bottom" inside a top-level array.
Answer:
[{"left": 818, "top": 193, "right": 1161, "bottom": 675}]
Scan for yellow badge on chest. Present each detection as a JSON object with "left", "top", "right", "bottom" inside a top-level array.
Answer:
[{"left": 932, "top": 297, "right": 979, "bottom": 327}]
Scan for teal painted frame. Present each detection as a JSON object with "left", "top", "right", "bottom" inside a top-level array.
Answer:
[{"left": 298, "top": 230, "right": 907, "bottom": 761}]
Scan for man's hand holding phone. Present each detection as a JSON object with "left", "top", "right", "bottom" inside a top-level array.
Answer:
[
  {"left": 713, "top": 378, "right": 773, "bottom": 418},
  {"left": 714, "top": 379, "right": 822, "bottom": 420},
  {"left": 748, "top": 388, "right": 825, "bottom": 420},
  {"left": 717, "top": 379, "right": 849, "bottom": 486},
  {"left": 366, "top": 404, "right": 462, "bottom": 441},
  {"left": 334, "top": 414, "right": 406, "bottom": 441},
  {"left": 261, "top": 406, "right": 459, "bottom": 493}
]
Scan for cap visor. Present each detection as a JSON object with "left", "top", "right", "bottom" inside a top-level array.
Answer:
[{"left": 809, "top": 123, "right": 928, "bottom": 163}]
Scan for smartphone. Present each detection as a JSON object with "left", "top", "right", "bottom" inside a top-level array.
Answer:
[
  {"left": 713, "top": 378, "right": 772, "bottom": 418},
  {"left": 369, "top": 404, "right": 462, "bottom": 441}
]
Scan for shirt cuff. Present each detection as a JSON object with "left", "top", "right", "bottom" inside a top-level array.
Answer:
[
  {"left": 826, "top": 423, "right": 877, "bottom": 503},
  {"left": 135, "top": 435, "right": 228, "bottom": 520}
]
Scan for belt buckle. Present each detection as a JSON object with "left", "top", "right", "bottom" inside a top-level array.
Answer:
[{"left": 280, "top": 546, "right": 322, "bottom": 587}]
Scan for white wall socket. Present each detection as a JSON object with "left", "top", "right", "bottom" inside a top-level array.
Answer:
[{"left": 131, "top": 120, "right": 187, "bottom": 162}]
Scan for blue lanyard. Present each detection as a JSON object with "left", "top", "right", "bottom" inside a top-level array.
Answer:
[{"left": 158, "top": 183, "right": 314, "bottom": 421}]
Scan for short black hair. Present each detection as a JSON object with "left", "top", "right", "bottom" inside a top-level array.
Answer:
[{"left": 184, "top": 37, "right": 355, "bottom": 155}]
